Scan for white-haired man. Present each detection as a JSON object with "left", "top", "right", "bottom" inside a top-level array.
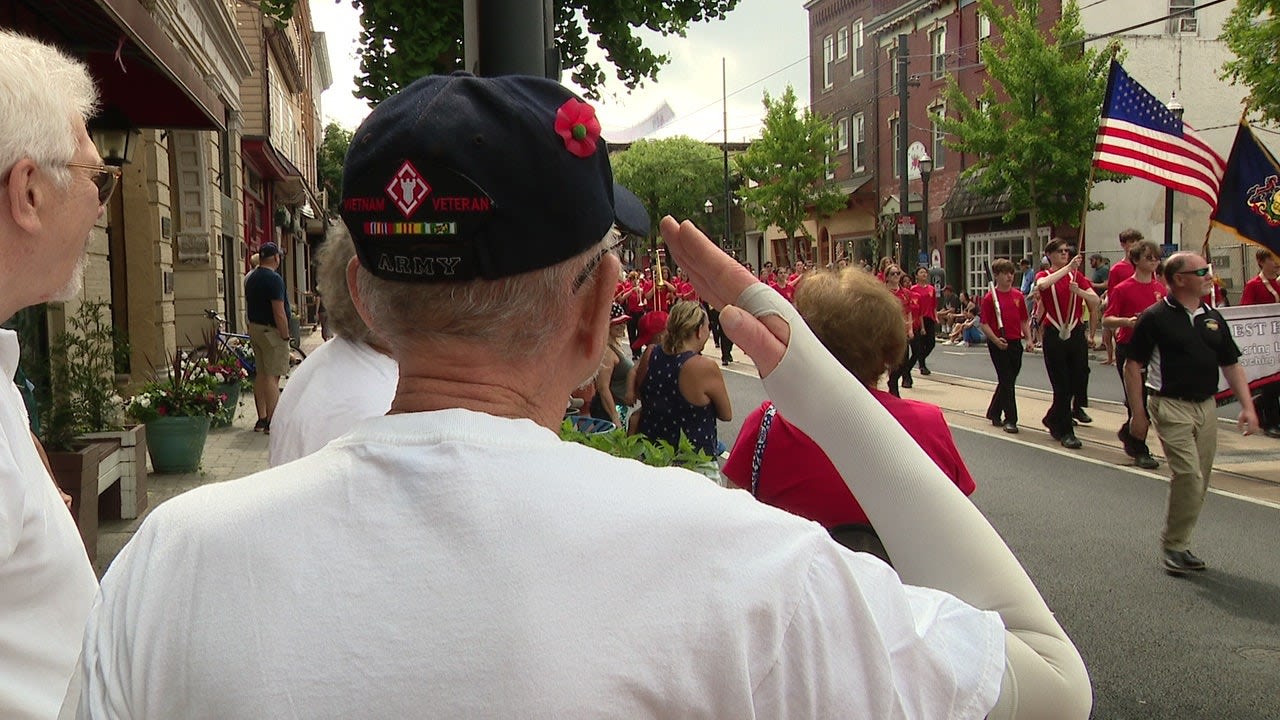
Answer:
[
  {"left": 0, "top": 30, "right": 109, "bottom": 719},
  {"left": 81, "top": 74, "right": 1089, "bottom": 718}
]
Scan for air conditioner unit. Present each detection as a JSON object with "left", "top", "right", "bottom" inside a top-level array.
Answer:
[{"left": 1177, "top": 16, "right": 1198, "bottom": 34}]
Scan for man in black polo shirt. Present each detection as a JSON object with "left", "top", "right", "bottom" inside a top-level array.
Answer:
[
  {"left": 1124, "top": 251, "right": 1259, "bottom": 575},
  {"left": 244, "top": 242, "right": 293, "bottom": 432}
]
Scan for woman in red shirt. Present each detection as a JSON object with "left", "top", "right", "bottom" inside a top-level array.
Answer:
[
  {"left": 979, "top": 259, "right": 1032, "bottom": 433},
  {"left": 724, "top": 267, "right": 976, "bottom": 563},
  {"left": 885, "top": 266, "right": 917, "bottom": 395}
]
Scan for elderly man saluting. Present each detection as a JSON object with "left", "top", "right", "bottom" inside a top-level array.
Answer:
[
  {"left": 1124, "top": 251, "right": 1259, "bottom": 575},
  {"left": 80, "top": 73, "right": 1090, "bottom": 718}
]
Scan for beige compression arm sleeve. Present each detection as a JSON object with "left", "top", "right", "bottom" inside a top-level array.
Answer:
[{"left": 735, "top": 283, "right": 1091, "bottom": 719}]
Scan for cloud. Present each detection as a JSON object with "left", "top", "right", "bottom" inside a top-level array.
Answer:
[{"left": 313, "top": 0, "right": 810, "bottom": 142}]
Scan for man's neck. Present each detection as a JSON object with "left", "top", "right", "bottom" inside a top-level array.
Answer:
[
  {"left": 1133, "top": 269, "right": 1154, "bottom": 283},
  {"left": 1171, "top": 289, "right": 1202, "bottom": 311}
]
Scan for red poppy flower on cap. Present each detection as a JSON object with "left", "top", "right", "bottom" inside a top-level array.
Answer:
[{"left": 555, "top": 98, "right": 601, "bottom": 158}]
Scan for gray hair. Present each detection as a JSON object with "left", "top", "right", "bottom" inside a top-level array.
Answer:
[
  {"left": 317, "top": 222, "right": 379, "bottom": 347},
  {"left": 356, "top": 230, "right": 617, "bottom": 359},
  {"left": 0, "top": 31, "right": 98, "bottom": 188}
]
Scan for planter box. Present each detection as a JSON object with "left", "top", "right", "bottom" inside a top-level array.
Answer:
[
  {"left": 80, "top": 425, "right": 148, "bottom": 520},
  {"left": 48, "top": 440, "right": 117, "bottom": 562}
]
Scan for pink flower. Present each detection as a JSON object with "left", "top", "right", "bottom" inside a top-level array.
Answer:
[{"left": 554, "top": 98, "right": 601, "bottom": 158}]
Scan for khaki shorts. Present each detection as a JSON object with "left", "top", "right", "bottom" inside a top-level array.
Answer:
[{"left": 248, "top": 323, "right": 291, "bottom": 377}]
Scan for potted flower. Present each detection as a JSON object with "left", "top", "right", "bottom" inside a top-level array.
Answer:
[
  {"left": 199, "top": 331, "right": 249, "bottom": 428},
  {"left": 126, "top": 353, "right": 227, "bottom": 473},
  {"left": 40, "top": 299, "right": 147, "bottom": 559}
]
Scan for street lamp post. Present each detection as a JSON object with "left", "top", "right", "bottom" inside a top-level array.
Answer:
[
  {"left": 919, "top": 152, "right": 933, "bottom": 270},
  {"left": 1165, "top": 95, "right": 1184, "bottom": 253},
  {"left": 704, "top": 199, "right": 715, "bottom": 244}
]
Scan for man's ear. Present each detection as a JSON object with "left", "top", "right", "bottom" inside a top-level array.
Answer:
[
  {"left": 573, "top": 253, "right": 616, "bottom": 358},
  {"left": 6, "top": 159, "right": 43, "bottom": 234}
]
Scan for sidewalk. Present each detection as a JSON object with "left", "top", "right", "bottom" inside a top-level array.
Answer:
[{"left": 94, "top": 329, "right": 1279, "bottom": 576}]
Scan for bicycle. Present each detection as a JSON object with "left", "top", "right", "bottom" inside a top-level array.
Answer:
[{"left": 203, "top": 309, "right": 256, "bottom": 376}]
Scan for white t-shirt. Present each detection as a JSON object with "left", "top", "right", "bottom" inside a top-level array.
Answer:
[
  {"left": 268, "top": 336, "right": 397, "bottom": 465},
  {"left": 0, "top": 329, "right": 98, "bottom": 719},
  {"left": 82, "top": 409, "right": 1002, "bottom": 718}
]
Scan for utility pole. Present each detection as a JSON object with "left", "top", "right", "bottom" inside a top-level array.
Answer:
[
  {"left": 723, "top": 57, "right": 731, "bottom": 254},
  {"left": 463, "top": 0, "right": 557, "bottom": 79},
  {"left": 897, "top": 34, "right": 909, "bottom": 270}
]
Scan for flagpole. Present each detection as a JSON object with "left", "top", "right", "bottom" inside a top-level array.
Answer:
[{"left": 1078, "top": 164, "right": 1096, "bottom": 253}]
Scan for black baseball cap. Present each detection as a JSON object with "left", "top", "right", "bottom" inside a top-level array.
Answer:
[{"left": 340, "top": 72, "right": 648, "bottom": 283}]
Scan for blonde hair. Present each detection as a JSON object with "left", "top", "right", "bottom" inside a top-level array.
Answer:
[
  {"left": 795, "top": 268, "right": 906, "bottom": 386},
  {"left": 660, "top": 301, "right": 707, "bottom": 355}
]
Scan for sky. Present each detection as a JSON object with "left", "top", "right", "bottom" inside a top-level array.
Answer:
[{"left": 310, "top": 0, "right": 812, "bottom": 144}]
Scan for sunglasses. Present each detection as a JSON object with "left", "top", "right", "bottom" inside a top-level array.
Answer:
[
  {"left": 65, "top": 162, "right": 122, "bottom": 205},
  {"left": 1177, "top": 267, "right": 1211, "bottom": 277}
]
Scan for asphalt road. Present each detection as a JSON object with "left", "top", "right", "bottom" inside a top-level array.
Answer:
[{"left": 715, "top": 367, "right": 1280, "bottom": 719}]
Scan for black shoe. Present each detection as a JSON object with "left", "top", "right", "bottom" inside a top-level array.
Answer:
[
  {"left": 901, "top": 376, "right": 914, "bottom": 389},
  {"left": 1003, "top": 422, "right": 1020, "bottom": 434},
  {"left": 990, "top": 418, "right": 1003, "bottom": 427},
  {"left": 1042, "top": 420, "right": 1063, "bottom": 441},
  {"left": 254, "top": 418, "right": 268, "bottom": 432},
  {"left": 1266, "top": 426, "right": 1280, "bottom": 439},
  {"left": 1060, "top": 434, "right": 1082, "bottom": 449},
  {"left": 1117, "top": 427, "right": 1138, "bottom": 458},
  {"left": 1072, "top": 409, "right": 1093, "bottom": 424},
  {"left": 1163, "top": 549, "right": 1206, "bottom": 574},
  {"left": 721, "top": 359, "right": 731, "bottom": 366},
  {"left": 920, "top": 365, "right": 932, "bottom": 376},
  {"left": 1135, "top": 454, "right": 1159, "bottom": 470}
]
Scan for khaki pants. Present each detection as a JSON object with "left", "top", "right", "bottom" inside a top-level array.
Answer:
[
  {"left": 1148, "top": 396, "right": 1217, "bottom": 551},
  {"left": 248, "top": 323, "right": 291, "bottom": 377}
]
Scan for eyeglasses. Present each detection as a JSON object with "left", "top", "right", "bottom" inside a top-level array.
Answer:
[
  {"left": 571, "top": 236, "right": 624, "bottom": 293},
  {"left": 65, "top": 162, "right": 122, "bottom": 205},
  {"left": 886, "top": 270, "right": 901, "bottom": 276},
  {"left": 1177, "top": 267, "right": 1211, "bottom": 277}
]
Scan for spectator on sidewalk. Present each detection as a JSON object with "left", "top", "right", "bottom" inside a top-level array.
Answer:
[
  {"left": 1239, "top": 247, "right": 1280, "bottom": 438},
  {"left": 1102, "top": 239, "right": 1165, "bottom": 470},
  {"left": 268, "top": 227, "right": 397, "bottom": 466},
  {"left": 244, "top": 242, "right": 292, "bottom": 433},
  {"left": 79, "top": 73, "right": 1088, "bottom": 719},
  {"left": 1124, "top": 251, "right": 1258, "bottom": 575},
  {"left": 0, "top": 30, "right": 102, "bottom": 718}
]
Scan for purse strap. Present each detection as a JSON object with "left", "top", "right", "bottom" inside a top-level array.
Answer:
[{"left": 750, "top": 404, "right": 778, "bottom": 497}]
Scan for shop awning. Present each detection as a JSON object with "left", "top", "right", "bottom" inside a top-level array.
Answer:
[
  {"left": 243, "top": 137, "right": 304, "bottom": 183},
  {"left": 942, "top": 169, "right": 1012, "bottom": 221},
  {"left": 2, "top": 0, "right": 225, "bottom": 130}
]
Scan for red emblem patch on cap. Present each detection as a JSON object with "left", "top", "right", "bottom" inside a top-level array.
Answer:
[{"left": 386, "top": 161, "right": 433, "bottom": 218}]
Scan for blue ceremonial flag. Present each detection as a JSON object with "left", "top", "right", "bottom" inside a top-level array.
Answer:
[
  {"left": 1093, "top": 61, "right": 1225, "bottom": 208},
  {"left": 1210, "top": 123, "right": 1280, "bottom": 257}
]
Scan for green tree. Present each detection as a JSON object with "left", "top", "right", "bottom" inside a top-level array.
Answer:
[
  {"left": 271, "top": 1, "right": 740, "bottom": 105},
  {"left": 610, "top": 137, "right": 726, "bottom": 246},
  {"left": 935, "top": 0, "right": 1119, "bottom": 242},
  {"left": 317, "top": 122, "right": 354, "bottom": 218},
  {"left": 1221, "top": 0, "right": 1280, "bottom": 125},
  {"left": 734, "top": 85, "right": 846, "bottom": 263}
]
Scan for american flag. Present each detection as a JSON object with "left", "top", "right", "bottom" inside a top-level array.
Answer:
[{"left": 1093, "top": 61, "right": 1226, "bottom": 208}]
